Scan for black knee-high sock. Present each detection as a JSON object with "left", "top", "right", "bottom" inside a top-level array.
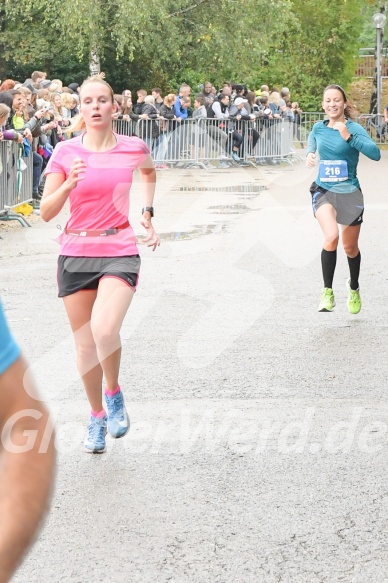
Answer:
[
  {"left": 348, "top": 252, "right": 361, "bottom": 290},
  {"left": 321, "top": 249, "right": 337, "bottom": 289}
]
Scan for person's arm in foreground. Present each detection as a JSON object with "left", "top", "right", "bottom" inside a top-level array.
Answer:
[{"left": 0, "top": 356, "right": 56, "bottom": 583}]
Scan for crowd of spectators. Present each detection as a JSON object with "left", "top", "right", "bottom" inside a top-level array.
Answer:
[
  {"left": 0, "top": 71, "right": 80, "bottom": 211},
  {"left": 112, "top": 81, "right": 303, "bottom": 169},
  {"left": 0, "top": 71, "right": 304, "bottom": 212}
]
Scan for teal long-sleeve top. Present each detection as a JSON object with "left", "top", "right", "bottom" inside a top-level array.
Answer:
[{"left": 307, "top": 119, "right": 381, "bottom": 193}]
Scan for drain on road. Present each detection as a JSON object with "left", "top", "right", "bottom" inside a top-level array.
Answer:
[
  {"left": 171, "top": 184, "right": 266, "bottom": 193},
  {"left": 158, "top": 223, "right": 228, "bottom": 241},
  {"left": 207, "top": 203, "right": 255, "bottom": 214}
]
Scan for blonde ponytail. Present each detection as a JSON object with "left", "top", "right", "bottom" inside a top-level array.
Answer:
[{"left": 64, "top": 112, "right": 86, "bottom": 135}]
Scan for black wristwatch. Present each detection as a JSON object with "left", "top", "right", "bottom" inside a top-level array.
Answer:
[
  {"left": 142, "top": 206, "right": 154, "bottom": 217},
  {"left": 346, "top": 134, "right": 353, "bottom": 143}
]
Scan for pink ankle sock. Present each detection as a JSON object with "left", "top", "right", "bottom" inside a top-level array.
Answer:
[
  {"left": 91, "top": 409, "right": 106, "bottom": 419},
  {"left": 105, "top": 385, "right": 120, "bottom": 397}
]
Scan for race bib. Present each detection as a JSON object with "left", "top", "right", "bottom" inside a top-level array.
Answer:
[{"left": 319, "top": 160, "right": 348, "bottom": 182}]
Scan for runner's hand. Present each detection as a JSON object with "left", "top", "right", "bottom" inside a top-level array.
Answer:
[
  {"left": 333, "top": 120, "right": 350, "bottom": 140},
  {"left": 306, "top": 152, "right": 316, "bottom": 168},
  {"left": 66, "top": 157, "right": 87, "bottom": 190},
  {"left": 139, "top": 217, "right": 160, "bottom": 251}
]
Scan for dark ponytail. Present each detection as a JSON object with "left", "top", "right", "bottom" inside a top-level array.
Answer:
[{"left": 323, "top": 84, "right": 358, "bottom": 120}]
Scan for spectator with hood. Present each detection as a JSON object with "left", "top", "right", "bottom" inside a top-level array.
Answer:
[{"left": 68, "top": 82, "right": 79, "bottom": 94}]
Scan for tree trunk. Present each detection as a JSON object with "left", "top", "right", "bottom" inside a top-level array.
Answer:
[{"left": 89, "top": 48, "right": 101, "bottom": 76}]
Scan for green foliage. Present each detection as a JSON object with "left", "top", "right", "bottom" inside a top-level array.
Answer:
[{"left": 259, "top": 0, "right": 366, "bottom": 110}]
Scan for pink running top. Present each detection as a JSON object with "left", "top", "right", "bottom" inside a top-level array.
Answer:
[{"left": 45, "top": 133, "right": 150, "bottom": 257}]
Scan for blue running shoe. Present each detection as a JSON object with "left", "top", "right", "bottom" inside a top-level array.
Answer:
[
  {"left": 84, "top": 415, "right": 107, "bottom": 453},
  {"left": 105, "top": 390, "right": 130, "bottom": 438}
]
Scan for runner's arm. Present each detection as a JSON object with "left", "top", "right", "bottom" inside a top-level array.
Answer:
[
  {"left": 306, "top": 129, "right": 317, "bottom": 155},
  {"left": 349, "top": 126, "right": 381, "bottom": 161},
  {"left": 0, "top": 356, "right": 56, "bottom": 583},
  {"left": 138, "top": 154, "right": 156, "bottom": 211},
  {"left": 306, "top": 129, "right": 317, "bottom": 167},
  {"left": 138, "top": 154, "right": 159, "bottom": 251},
  {"left": 40, "top": 157, "right": 87, "bottom": 222}
]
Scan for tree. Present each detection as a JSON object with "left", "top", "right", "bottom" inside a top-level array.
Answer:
[
  {"left": 264, "top": 0, "right": 365, "bottom": 110},
  {"left": 0, "top": 0, "right": 294, "bottom": 90}
]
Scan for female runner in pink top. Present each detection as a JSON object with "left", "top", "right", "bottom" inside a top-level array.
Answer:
[{"left": 40, "top": 75, "right": 160, "bottom": 453}]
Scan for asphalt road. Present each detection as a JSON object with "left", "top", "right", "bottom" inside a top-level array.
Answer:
[{"left": 2, "top": 150, "right": 388, "bottom": 583}]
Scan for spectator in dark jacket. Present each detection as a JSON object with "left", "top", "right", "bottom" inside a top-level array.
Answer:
[
  {"left": 155, "top": 93, "right": 177, "bottom": 169},
  {"left": 140, "top": 95, "right": 160, "bottom": 149},
  {"left": 208, "top": 92, "right": 230, "bottom": 166},
  {"left": 159, "top": 94, "right": 177, "bottom": 133},
  {"left": 133, "top": 89, "right": 147, "bottom": 115},
  {"left": 151, "top": 88, "right": 164, "bottom": 111}
]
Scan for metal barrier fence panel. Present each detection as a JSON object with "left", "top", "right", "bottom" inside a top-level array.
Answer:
[
  {"left": 18, "top": 149, "right": 34, "bottom": 205},
  {"left": 297, "top": 112, "right": 326, "bottom": 148},
  {"left": 297, "top": 112, "right": 387, "bottom": 147},
  {"left": 357, "top": 114, "right": 387, "bottom": 144},
  {"left": 112, "top": 119, "right": 135, "bottom": 137},
  {"left": 0, "top": 142, "right": 8, "bottom": 213},
  {"left": 0, "top": 141, "right": 34, "bottom": 213},
  {"left": 113, "top": 117, "right": 296, "bottom": 166}
]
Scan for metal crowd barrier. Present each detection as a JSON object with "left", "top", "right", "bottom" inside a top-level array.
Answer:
[
  {"left": 114, "top": 117, "right": 297, "bottom": 167},
  {"left": 0, "top": 141, "right": 34, "bottom": 226},
  {"left": 296, "top": 112, "right": 325, "bottom": 148},
  {"left": 357, "top": 113, "right": 387, "bottom": 144},
  {"left": 297, "top": 112, "right": 387, "bottom": 147}
]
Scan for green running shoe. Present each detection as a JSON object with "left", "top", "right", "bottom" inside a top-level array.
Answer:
[
  {"left": 346, "top": 279, "right": 362, "bottom": 314},
  {"left": 318, "top": 288, "right": 335, "bottom": 312}
]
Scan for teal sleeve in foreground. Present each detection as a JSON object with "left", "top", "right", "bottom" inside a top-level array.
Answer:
[
  {"left": 307, "top": 126, "right": 317, "bottom": 154},
  {"left": 0, "top": 300, "right": 21, "bottom": 375}
]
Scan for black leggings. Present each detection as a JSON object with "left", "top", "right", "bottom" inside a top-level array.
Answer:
[
  {"left": 248, "top": 129, "right": 260, "bottom": 151},
  {"left": 227, "top": 131, "right": 243, "bottom": 151}
]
